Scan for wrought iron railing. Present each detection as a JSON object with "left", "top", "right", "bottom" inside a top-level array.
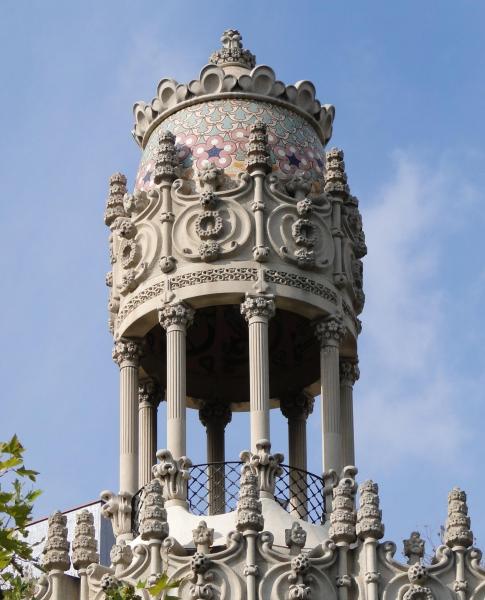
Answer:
[{"left": 132, "top": 461, "right": 325, "bottom": 536}]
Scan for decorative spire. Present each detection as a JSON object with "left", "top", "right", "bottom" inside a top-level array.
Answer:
[
  {"left": 72, "top": 510, "right": 99, "bottom": 571},
  {"left": 104, "top": 173, "right": 128, "bottom": 228},
  {"left": 41, "top": 511, "right": 70, "bottom": 573},
  {"left": 236, "top": 464, "right": 264, "bottom": 532},
  {"left": 329, "top": 476, "right": 357, "bottom": 545},
  {"left": 356, "top": 480, "right": 384, "bottom": 541},
  {"left": 154, "top": 130, "right": 178, "bottom": 184},
  {"left": 324, "top": 148, "right": 350, "bottom": 199},
  {"left": 246, "top": 121, "right": 271, "bottom": 174},
  {"left": 444, "top": 487, "right": 473, "bottom": 548},
  {"left": 209, "top": 29, "right": 256, "bottom": 69},
  {"left": 139, "top": 479, "right": 169, "bottom": 541}
]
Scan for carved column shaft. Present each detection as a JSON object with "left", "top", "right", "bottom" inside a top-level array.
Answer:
[
  {"left": 113, "top": 339, "right": 142, "bottom": 495},
  {"left": 138, "top": 380, "right": 162, "bottom": 488},
  {"left": 340, "top": 360, "right": 359, "bottom": 468},
  {"left": 159, "top": 303, "right": 194, "bottom": 460},
  {"left": 241, "top": 296, "right": 275, "bottom": 452}
]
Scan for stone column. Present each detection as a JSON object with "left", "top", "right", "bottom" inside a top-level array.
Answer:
[
  {"left": 199, "top": 400, "right": 232, "bottom": 515},
  {"left": 339, "top": 359, "right": 359, "bottom": 468},
  {"left": 241, "top": 295, "right": 275, "bottom": 452},
  {"left": 314, "top": 313, "right": 346, "bottom": 476},
  {"left": 138, "top": 378, "right": 163, "bottom": 489},
  {"left": 159, "top": 302, "right": 194, "bottom": 460},
  {"left": 280, "top": 391, "right": 314, "bottom": 519},
  {"left": 113, "top": 337, "right": 143, "bottom": 495}
]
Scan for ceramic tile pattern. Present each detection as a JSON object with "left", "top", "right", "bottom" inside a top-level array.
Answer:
[{"left": 135, "top": 99, "right": 326, "bottom": 192}]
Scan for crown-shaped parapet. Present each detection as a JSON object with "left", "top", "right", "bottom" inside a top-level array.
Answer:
[
  {"left": 236, "top": 463, "right": 264, "bottom": 532},
  {"left": 41, "top": 511, "right": 70, "bottom": 573},
  {"left": 209, "top": 29, "right": 256, "bottom": 69},
  {"left": 154, "top": 130, "right": 178, "bottom": 184},
  {"left": 152, "top": 449, "right": 192, "bottom": 502},
  {"left": 104, "top": 173, "right": 128, "bottom": 228},
  {"left": 444, "top": 487, "right": 473, "bottom": 548},
  {"left": 356, "top": 480, "right": 384, "bottom": 540},
  {"left": 324, "top": 148, "right": 349, "bottom": 199},
  {"left": 72, "top": 510, "right": 99, "bottom": 571},
  {"left": 139, "top": 479, "right": 169, "bottom": 541},
  {"left": 329, "top": 476, "right": 357, "bottom": 545},
  {"left": 246, "top": 121, "right": 271, "bottom": 174}
]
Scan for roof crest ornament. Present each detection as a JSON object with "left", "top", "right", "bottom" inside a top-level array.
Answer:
[{"left": 209, "top": 29, "right": 256, "bottom": 69}]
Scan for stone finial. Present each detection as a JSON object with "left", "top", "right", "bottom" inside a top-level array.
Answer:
[
  {"left": 40, "top": 511, "right": 70, "bottom": 573},
  {"left": 139, "top": 479, "right": 169, "bottom": 541},
  {"left": 193, "top": 521, "right": 214, "bottom": 554},
  {"left": 403, "top": 532, "right": 425, "bottom": 565},
  {"left": 444, "top": 487, "right": 473, "bottom": 549},
  {"left": 246, "top": 121, "right": 271, "bottom": 174},
  {"left": 236, "top": 464, "right": 264, "bottom": 533},
  {"left": 152, "top": 449, "right": 192, "bottom": 502},
  {"left": 240, "top": 439, "right": 284, "bottom": 496},
  {"left": 199, "top": 400, "right": 232, "bottom": 428},
  {"left": 154, "top": 130, "right": 178, "bottom": 184},
  {"left": 104, "top": 172, "right": 128, "bottom": 228},
  {"left": 100, "top": 490, "right": 133, "bottom": 539},
  {"left": 209, "top": 29, "right": 256, "bottom": 69},
  {"left": 72, "top": 510, "right": 99, "bottom": 571},
  {"left": 356, "top": 480, "right": 384, "bottom": 541},
  {"left": 285, "top": 522, "right": 307, "bottom": 554},
  {"left": 112, "top": 337, "right": 143, "bottom": 368},
  {"left": 324, "top": 148, "right": 350, "bottom": 199},
  {"left": 314, "top": 313, "right": 346, "bottom": 348},
  {"left": 339, "top": 359, "right": 360, "bottom": 386},
  {"left": 280, "top": 391, "right": 314, "bottom": 421},
  {"left": 158, "top": 301, "right": 195, "bottom": 330},
  {"left": 240, "top": 295, "right": 275, "bottom": 322},
  {"left": 329, "top": 477, "right": 357, "bottom": 545},
  {"left": 345, "top": 194, "right": 367, "bottom": 259},
  {"left": 139, "top": 378, "right": 163, "bottom": 409},
  {"left": 110, "top": 540, "right": 133, "bottom": 571}
]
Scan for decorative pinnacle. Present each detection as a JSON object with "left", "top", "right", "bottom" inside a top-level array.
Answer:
[{"left": 209, "top": 29, "right": 256, "bottom": 69}]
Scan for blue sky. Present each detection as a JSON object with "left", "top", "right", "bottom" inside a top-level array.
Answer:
[{"left": 1, "top": 1, "right": 484, "bottom": 556}]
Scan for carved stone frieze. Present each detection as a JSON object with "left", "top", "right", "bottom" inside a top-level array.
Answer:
[{"left": 152, "top": 449, "right": 192, "bottom": 502}]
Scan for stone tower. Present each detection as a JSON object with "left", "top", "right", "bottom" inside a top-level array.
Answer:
[{"left": 35, "top": 31, "right": 485, "bottom": 600}]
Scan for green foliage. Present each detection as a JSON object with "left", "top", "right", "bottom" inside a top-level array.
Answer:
[
  {"left": 104, "top": 582, "right": 137, "bottom": 600},
  {"left": 0, "top": 435, "right": 41, "bottom": 594},
  {"left": 137, "top": 572, "right": 182, "bottom": 598}
]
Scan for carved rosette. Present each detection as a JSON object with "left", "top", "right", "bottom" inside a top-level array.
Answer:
[
  {"left": 240, "top": 295, "right": 275, "bottom": 322},
  {"left": 280, "top": 390, "right": 314, "bottom": 421},
  {"left": 314, "top": 313, "right": 346, "bottom": 348},
  {"left": 158, "top": 301, "right": 195, "bottom": 330},
  {"left": 110, "top": 540, "right": 133, "bottom": 571},
  {"left": 246, "top": 121, "right": 271, "bottom": 174},
  {"left": 329, "top": 477, "right": 357, "bottom": 545},
  {"left": 339, "top": 359, "right": 360, "bottom": 386},
  {"left": 152, "top": 449, "right": 192, "bottom": 502},
  {"left": 236, "top": 464, "right": 264, "bottom": 532},
  {"left": 154, "top": 130, "right": 178, "bottom": 184},
  {"left": 139, "top": 378, "right": 162, "bottom": 409},
  {"left": 444, "top": 487, "right": 473, "bottom": 548},
  {"left": 404, "top": 564, "right": 434, "bottom": 600},
  {"left": 139, "top": 479, "right": 169, "bottom": 541},
  {"left": 72, "top": 510, "right": 99, "bottom": 571},
  {"left": 403, "top": 531, "right": 425, "bottom": 564},
  {"left": 356, "top": 480, "right": 384, "bottom": 541},
  {"left": 288, "top": 552, "right": 312, "bottom": 600},
  {"left": 112, "top": 337, "right": 143, "bottom": 368},
  {"left": 190, "top": 552, "right": 215, "bottom": 600},
  {"left": 240, "top": 439, "right": 284, "bottom": 496},
  {"left": 100, "top": 491, "right": 133, "bottom": 539},
  {"left": 104, "top": 172, "right": 128, "bottom": 228},
  {"left": 209, "top": 29, "right": 256, "bottom": 69},
  {"left": 199, "top": 400, "right": 232, "bottom": 428},
  {"left": 40, "top": 511, "right": 70, "bottom": 573}
]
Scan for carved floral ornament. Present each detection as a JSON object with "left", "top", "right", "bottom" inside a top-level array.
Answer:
[{"left": 240, "top": 295, "right": 275, "bottom": 321}]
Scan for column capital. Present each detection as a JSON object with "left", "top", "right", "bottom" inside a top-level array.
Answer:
[
  {"left": 139, "top": 378, "right": 163, "bottom": 408},
  {"left": 314, "top": 313, "right": 346, "bottom": 348},
  {"left": 280, "top": 391, "right": 314, "bottom": 421},
  {"left": 339, "top": 359, "right": 360, "bottom": 386},
  {"left": 112, "top": 337, "right": 143, "bottom": 367},
  {"left": 240, "top": 295, "right": 275, "bottom": 322},
  {"left": 199, "top": 400, "right": 232, "bottom": 429},
  {"left": 158, "top": 301, "right": 195, "bottom": 330}
]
